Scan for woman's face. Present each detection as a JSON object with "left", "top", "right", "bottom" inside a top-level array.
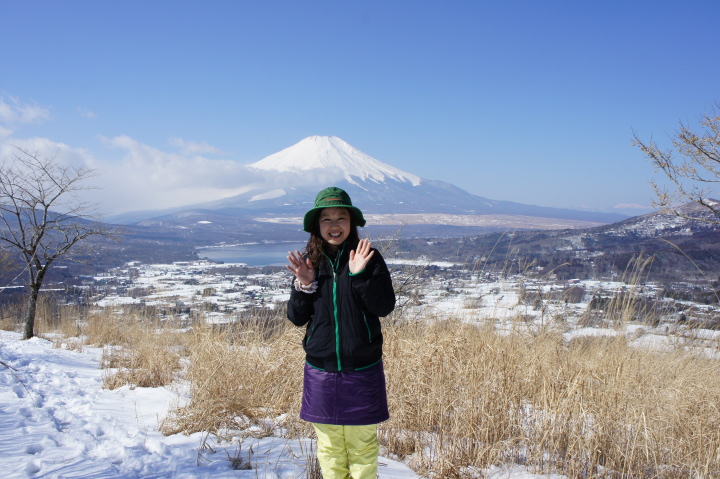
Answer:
[{"left": 318, "top": 207, "right": 350, "bottom": 247}]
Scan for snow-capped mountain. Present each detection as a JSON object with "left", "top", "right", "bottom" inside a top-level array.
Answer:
[
  {"left": 250, "top": 136, "right": 421, "bottom": 187},
  {"left": 179, "top": 136, "right": 624, "bottom": 220},
  {"left": 107, "top": 136, "right": 627, "bottom": 233}
]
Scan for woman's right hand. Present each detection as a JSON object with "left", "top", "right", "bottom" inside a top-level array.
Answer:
[{"left": 286, "top": 250, "right": 314, "bottom": 285}]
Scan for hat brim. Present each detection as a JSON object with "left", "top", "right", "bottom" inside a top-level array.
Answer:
[{"left": 303, "top": 205, "right": 366, "bottom": 232}]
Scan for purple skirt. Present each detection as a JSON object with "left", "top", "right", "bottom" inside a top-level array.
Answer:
[{"left": 300, "top": 361, "right": 389, "bottom": 426}]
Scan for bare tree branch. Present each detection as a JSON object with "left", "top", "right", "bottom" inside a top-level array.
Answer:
[
  {"left": 633, "top": 101, "right": 720, "bottom": 223},
  {"left": 0, "top": 147, "right": 117, "bottom": 339}
]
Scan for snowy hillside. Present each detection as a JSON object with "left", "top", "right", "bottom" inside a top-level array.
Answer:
[
  {"left": 250, "top": 136, "right": 422, "bottom": 187},
  {"left": 0, "top": 332, "right": 420, "bottom": 478},
  {"left": 599, "top": 201, "right": 720, "bottom": 238},
  {"left": 4, "top": 254, "right": 719, "bottom": 478}
]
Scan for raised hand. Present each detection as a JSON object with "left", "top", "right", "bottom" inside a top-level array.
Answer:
[
  {"left": 349, "top": 238, "right": 375, "bottom": 274},
  {"left": 286, "top": 250, "right": 314, "bottom": 285}
]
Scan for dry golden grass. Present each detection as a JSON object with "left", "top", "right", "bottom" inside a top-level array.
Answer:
[
  {"left": 159, "top": 310, "right": 308, "bottom": 437},
  {"left": 35, "top": 302, "right": 187, "bottom": 389},
  {"left": 0, "top": 295, "right": 93, "bottom": 342},
  {"left": 10, "top": 286, "right": 720, "bottom": 478},
  {"left": 0, "top": 315, "right": 16, "bottom": 331},
  {"left": 155, "top": 309, "right": 720, "bottom": 478},
  {"left": 381, "top": 319, "right": 720, "bottom": 478},
  {"left": 96, "top": 312, "right": 190, "bottom": 390},
  {"left": 101, "top": 336, "right": 182, "bottom": 390}
]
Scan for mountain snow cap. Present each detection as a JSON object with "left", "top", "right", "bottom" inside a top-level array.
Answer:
[{"left": 249, "top": 136, "right": 422, "bottom": 186}]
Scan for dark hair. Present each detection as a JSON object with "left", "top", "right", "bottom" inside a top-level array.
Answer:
[{"left": 304, "top": 208, "right": 360, "bottom": 268}]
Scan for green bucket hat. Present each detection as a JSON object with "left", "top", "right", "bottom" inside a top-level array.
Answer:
[{"left": 303, "top": 187, "right": 366, "bottom": 232}]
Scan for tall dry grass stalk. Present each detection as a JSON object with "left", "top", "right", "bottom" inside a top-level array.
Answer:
[
  {"left": 603, "top": 254, "right": 657, "bottom": 324},
  {"left": 160, "top": 310, "right": 308, "bottom": 437},
  {"left": 0, "top": 293, "right": 78, "bottom": 336},
  {"left": 0, "top": 315, "right": 16, "bottom": 331},
  {"left": 381, "top": 319, "right": 720, "bottom": 478},
  {"left": 12, "top": 279, "right": 720, "bottom": 478},
  {"left": 95, "top": 311, "right": 189, "bottom": 390},
  {"left": 156, "top": 307, "right": 720, "bottom": 478}
]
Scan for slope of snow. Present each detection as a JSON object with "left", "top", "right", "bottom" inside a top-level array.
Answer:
[
  {"left": 250, "top": 188, "right": 287, "bottom": 202},
  {"left": 0, "top": 331, "right": 421, "bottom": 478},
  {"left": 602, "top": 209, "right": 718, "bottom": 238},
  {"left": 0, "top": 328, "right": 572, "bottom": 478},
  {"left": 250, "top": 136, "right": 422, "bottom": 187}
]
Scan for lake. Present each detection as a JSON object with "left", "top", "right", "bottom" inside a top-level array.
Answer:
[{"left": 197, "top": 242, "right": 307, "bottom": 266}]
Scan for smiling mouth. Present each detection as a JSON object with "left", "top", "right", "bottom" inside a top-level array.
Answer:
[{"left": 329, "top": 232, "right": 343, "bottom": 238}]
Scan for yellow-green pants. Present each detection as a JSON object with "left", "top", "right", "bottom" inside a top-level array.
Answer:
[{"left": 312, "top": 423, "right": 379, "bottom": 479}]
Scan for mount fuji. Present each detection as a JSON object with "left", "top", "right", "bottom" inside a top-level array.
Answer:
[
  {"left": 251, "top": 136, "right": 422, "bottom": 186},
  {"left": 109, "top": 136, "right": 626, "bottom": 238}
]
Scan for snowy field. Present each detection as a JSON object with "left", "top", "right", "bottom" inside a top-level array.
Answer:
[
  {"left": 0, "top": 331, "right": 425, "bottom": 479},
  {"left": 2, "top": 259, "right": 719, "bottom": 478},
  {"left": 87, "top": 259, "right": 714, "bottom": 328},
  {"left": 0, "top": 330, "right": 573, "bottom": 479}
]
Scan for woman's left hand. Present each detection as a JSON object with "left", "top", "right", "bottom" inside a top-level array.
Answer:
[
  {"left": 349, "top": 238, "right": 375, "bottom": 274},
  {"left": 286, "top": 250, "right": 315, "bottom": 286}
]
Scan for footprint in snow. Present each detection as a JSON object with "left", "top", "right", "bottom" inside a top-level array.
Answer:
[
  {"left": 24, "top": 459, "right": 42, "bottom": 475},
  {"left": 12, "top": 384, "right": 27, "bottom": 398},
  {"left": 25, "top": 442, "right": 44, "bottom": 455}
]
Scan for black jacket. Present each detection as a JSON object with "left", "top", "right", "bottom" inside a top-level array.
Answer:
[{"left": 287, "top": 243, "right": 396, "bottom": 372}]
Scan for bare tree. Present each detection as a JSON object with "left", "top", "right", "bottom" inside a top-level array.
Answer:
[
  {"left": 0, "top": 247, "right": 19, "bottom": 289},
  {"left": 633, "top": 102, "right": 720, "bottom": 223},
  {"left": 0, "top": 148, "right": 115, "bottom": 339},
  {"left": 0, "top": 247, "right": 13, "bottom": 272}
]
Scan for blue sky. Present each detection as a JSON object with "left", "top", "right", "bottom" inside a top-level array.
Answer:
[{"left": 1, "top": 1, "right": 718, "bottom": 216}]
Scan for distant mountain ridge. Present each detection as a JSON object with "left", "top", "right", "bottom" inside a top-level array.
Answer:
[
  {"left": 391, "top": 204, "right": 720, "bottom": 283},
  {"left": 107, "top": 136, "right": 627, "bottom": 235},
  {"left": 218, "top": 136, "right": 624, "bottom": 220},
  {"left": 594, "top": 200, "right": 720, "bottom": 238}
]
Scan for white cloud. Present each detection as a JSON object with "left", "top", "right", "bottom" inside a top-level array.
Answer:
[
  {"left": 91, "top": 135, "right": 273, "bottom": 214},
  {"left": 0, "top": 137, "right": 100, "bottom": 214},
  {"left": 77, "top": 108, "right": 96, "bottom": 119},
  {"left": 0, "top": 134, "right": 251, "bottom": 215},
  {"left": 169, "top": 137, "right": 224, "bottom": 156},
  {"left": 0, "top": 96, "right": 51, "bottom": 125},
  {"left": 613, "top": 203, "right": 651, "bottom": 210},
  {"left": 0, "top": 137, "right": 92, "bottom": 165},
  {"left": 1, "top": 133, "right": 332, "bottom": 217}
]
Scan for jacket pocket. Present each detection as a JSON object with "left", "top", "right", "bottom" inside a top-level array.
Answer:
[
  {"left": 304, "top": 321, "right": 316, "bottom": 346},
  {"left": 362, "top": 312, "right": 372, "bottom": 343},
  {"left": 303, "top": 320, "right": 334, "bottom": 357}
]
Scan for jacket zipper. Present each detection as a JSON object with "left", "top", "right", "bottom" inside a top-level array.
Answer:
[
  {"left": 332, "top": 269, "right": 341, "bottom": 370},
  {"left": 324, "top": 243, "right": 345, "bottom": 371},
  {"left": 306, "top": 322, "right": 315, "bottom": 344},
  {"left": 362, "top": 312, "right": 372, "bottom": 343}
]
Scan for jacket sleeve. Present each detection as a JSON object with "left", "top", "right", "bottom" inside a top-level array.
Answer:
[
  {"left": 286, "top": 277, "right": 315, "bottom": 326},
  {"left": 350, "top": 250, "right": 396, "bottom": 317}
]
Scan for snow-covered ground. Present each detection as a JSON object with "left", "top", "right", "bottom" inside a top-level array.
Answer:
[
  {"left": 0, "top": 331, "right": 424, "bottom": 479},
  {"left": 85, "top": 259, "right": 719, "bottom": 332},
  {"left": 0, "top": 330, "right": 571, "bottom": 479},
  {"left": 90, "top": 261, "right": 291, "bottom": 320},
  {"left": 4, "top": 259, "right": 719, "bottom": 478}
]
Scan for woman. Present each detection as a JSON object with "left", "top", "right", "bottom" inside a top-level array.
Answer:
[{"left": 286, "top": 186, "right": 396, "bottom": 479}]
